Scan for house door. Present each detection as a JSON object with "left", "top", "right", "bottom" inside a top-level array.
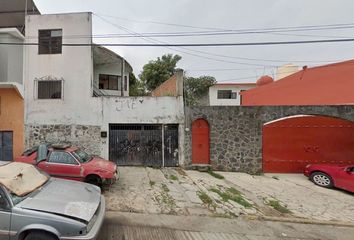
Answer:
[
  {"left": 192, "top": 119, "right": 210, "bottom": 165},
  {"left": 263, "top": 115, "right": 354, "bottom": 173},
  {"left": 0, "top": 131, "right": 13, "bottom": 161}
]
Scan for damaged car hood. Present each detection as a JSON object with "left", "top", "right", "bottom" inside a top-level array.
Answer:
[{"left": 17, "top": 178, "right": 101, "bottom": 222}]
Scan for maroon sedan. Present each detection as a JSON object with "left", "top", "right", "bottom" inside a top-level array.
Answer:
[{"left": 304, "top": 164, "right": 354, "bottom": 193}]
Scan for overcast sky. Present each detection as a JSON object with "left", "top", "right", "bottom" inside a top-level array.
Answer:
[{"left": 34, "top": 0, "right": 354, "bottom": 83}]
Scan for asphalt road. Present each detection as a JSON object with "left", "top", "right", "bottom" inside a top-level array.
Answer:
[{"left": 97, "top": 212, "right": 354, "bottom": 240}]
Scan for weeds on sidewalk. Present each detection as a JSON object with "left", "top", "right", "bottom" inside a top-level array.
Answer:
[
  {"left": 210, "top": 187, "right": 253, "bottom": 208},
  {"left": 149, "top": 180, "right": 156, "bottom": 187},
  {"left": 207, "top": 169, "right": 225, "bottom": 179},
  {"left": 197, "top": 190, "right": 216, "bottom": 210},
  {"left": 265, "top": 199, "right": 291, "bottom": 214},
  {"left": 169, "top": 175, "right": 178, "bottom": 181},
  {"left": 155, "top": 183, "right": 177, "bottom": 214}
]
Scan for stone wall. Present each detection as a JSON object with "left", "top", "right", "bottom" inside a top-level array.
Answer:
[
  {"left": 184, "top": 105, "right": 354, "bottom": 174},
  {"left": 25, "top": 124, "right": 101, "bottom": 156}
]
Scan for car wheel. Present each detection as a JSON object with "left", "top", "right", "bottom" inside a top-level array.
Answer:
[
  {"left": 86, "top": 175, "right": 102, "bottom": 187},
  {"left": 25, "top": 231, "right": 57, "bottom": 240},
  {"left": 310, "top": 172, "right": 333, "bottom": 188}
]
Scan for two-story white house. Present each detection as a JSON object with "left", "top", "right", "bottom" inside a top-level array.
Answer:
[
  {"left": 24, "top": 12, "right": 185, "bottom": 167},
  {"left": 209, "top": 83, "right": 256, "bottom": 106}
]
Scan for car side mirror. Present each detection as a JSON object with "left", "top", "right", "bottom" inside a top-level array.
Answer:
[{"left": 345, "top": 167, "right": 352, "bottom": 173}]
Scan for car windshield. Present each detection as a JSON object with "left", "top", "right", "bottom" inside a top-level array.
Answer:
[
  {"left": 10, "top": 193, "right": 28, "bottom": 205},
  {"left": 0, "top": 163, "right": 49, "bottom": 204},
  {"left": 9, "top": 175, "right": 50, "bottom": 205},
  {"left": 73, "top": 149, "right": 93, "bottom": 163}
]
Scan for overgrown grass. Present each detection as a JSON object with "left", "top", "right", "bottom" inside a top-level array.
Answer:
[
  {"left": 149, "top": 180, "right": 156, "bottom": 187},
  {"left": 169, "top": 175, "right": 178, "bottom": 181},
  {"left": 207, "top": 169, "right": 225, "bottom": 179},
  {"left": 210, "top": 187, "right": 253, "bottom": 208},
  {"left": 266, "top": 199, "right": 291, "bottom": 214},
  {"left": 197, "top": 190, "right": 216, "bottom": 210},
  {"left": 158, "top": 183, "right": 177, "bottom": 211}
]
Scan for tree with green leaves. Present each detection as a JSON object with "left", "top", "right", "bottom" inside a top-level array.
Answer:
[
  {"left": 184, "top": 76, "right": 216, "bottom": 106},
  {"left": 139, "top": 54, "right": 182, "bottom": 91},
  {"left": 129, "top": 72, "right": 147, "bottom": 96}
]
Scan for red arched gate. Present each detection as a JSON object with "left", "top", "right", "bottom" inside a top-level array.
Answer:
[{"left": 263, "top": 115, "right": 354, "bottom": 173}]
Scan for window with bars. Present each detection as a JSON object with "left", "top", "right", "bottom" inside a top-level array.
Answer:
[
  {"left": 99, "top": 74, "right": 121, "bottom": 90},
  {"left": 217, "top": 90, "right": 237, "bottom": 99},
  {"left": 38, "top": 29, "right": 62, "bottom": 54},
  {"left": 37, "top": 80, "right": 62, "bottom": 99}
]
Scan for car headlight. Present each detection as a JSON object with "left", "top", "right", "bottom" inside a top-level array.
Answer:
[{"left": 305, "top": 164, "right": 311, "bottom": 168}]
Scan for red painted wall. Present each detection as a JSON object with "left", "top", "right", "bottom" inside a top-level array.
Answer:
[{"left": 241, "top": 60, "right": 354, "bottom": 106}]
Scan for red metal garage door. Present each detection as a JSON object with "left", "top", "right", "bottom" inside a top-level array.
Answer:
[
  {"left": 263, "top": 115, "right": 354, "bottom": 173},
  {"left": 192, "top": 119, "right": 210, "bottom": 165}
]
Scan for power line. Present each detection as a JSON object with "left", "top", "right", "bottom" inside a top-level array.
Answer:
[
  {"left": 186, "top": 67, "right": 264, "bottom": 72},
  {"left": 93, "top": 14, "right": 354, "bottom": 69},
  {"left": 8, "top": 37, "right": 354, "bottom": 47},
  {"left": 97, "top": 13, "right": 354, "bottom": 33},
  {"left": 20, "top": 25, "right": 354, "bottom": 39},
  {"left": 94, "top": 14, "right": 274, "bottom": 67}
]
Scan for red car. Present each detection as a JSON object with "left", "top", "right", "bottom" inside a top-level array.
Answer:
[
  {"left": 15, "top": 143, "right": 119, "bottom": 187},
  {"left": 304, "top": 164, "right": 354, "bottom": 193}
]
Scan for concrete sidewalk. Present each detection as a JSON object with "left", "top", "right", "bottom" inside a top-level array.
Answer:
[
  {"left": 105, "top": 167, "right": 354, "bottom": 223},
  {"left": 98, "top": 212, "right": 354, "bottom": 240}
]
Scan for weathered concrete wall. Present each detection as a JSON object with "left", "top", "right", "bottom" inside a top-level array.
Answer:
[
  {"left": 26, "top": 124, "right": 101, "bottom": 155},
  {"left": 101, "top": 96, "right": 185, "bottom": 163},
  {"left": 0, "top": 29, "right": 24, "bottom": 84},
  {"left": 25, "top": 13, "right": 97, "bottom": 125},
  {"left": 185, "top": 105, "right": 354, "bottom": 173}
]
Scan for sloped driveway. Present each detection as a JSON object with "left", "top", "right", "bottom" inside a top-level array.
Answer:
[{"left": 104, "top": 167, "right": 354, "bottom": 223}]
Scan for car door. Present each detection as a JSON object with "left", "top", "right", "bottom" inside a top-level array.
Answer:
[
  {"left": 336, "top": 166, "right": 354, "bottom": 192},
  {"left": 45, "top": 151, "right": 84, "bottom": 181},
  {"left": 0, "top": 188, "right": 11, "bottom": 240}
]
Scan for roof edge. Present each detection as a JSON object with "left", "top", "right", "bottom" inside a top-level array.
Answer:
[
  {"left": 93, "top": 44, "right": 133, "bottom": 71},
  {"left": 0, "top": 28, "right": 25, "bottom": 40},
  {"left": 0, "top": 82, "right": 24, "bottom": 99}
]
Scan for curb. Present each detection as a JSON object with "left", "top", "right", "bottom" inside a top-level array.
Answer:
[{"left": 255, "top": 215, "right": 354, "bottom": 228}]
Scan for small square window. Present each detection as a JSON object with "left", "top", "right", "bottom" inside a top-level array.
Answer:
[
  {"left": 217, "top": 90, "right": 232, "bottom": 99},
  {"left": 37, "top": 80, "right": 62, "bottom": 99},
  {"left": 99, "top": 74, "right": 121, "bottom": 90},
  {"left": 38, "top": 29, "right": 62, "bottom": 54}
]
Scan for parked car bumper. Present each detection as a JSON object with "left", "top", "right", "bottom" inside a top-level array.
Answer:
[
  {"left": 61, "top": 196, "right": 105, "bottom": 240},
  {"left": 303, "top": 164, "right": 311, "bottom": 177},
  {"left": 102, "top": 169, "right": 120, "bottom": 186}
]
